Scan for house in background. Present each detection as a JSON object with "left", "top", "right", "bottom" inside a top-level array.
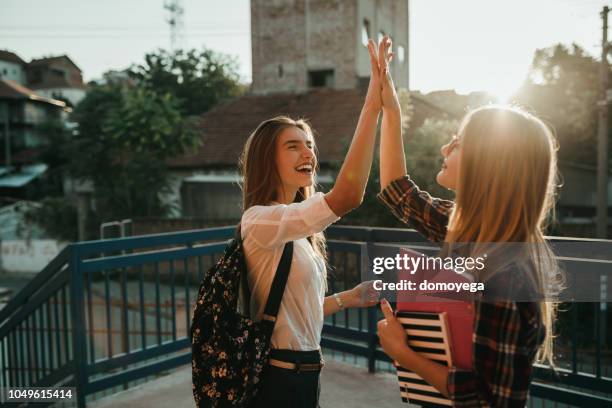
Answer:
[
  {"left": 0, "top": 50, "right": 83, "bottom": 201},
  {"left": 0, "top": 50, "right": 27, "bottom": 85},
  {"left": 0, "top": 50, "right": 86, "bottom": 108},
  {"left": 26, "top": 55, "right": 86, "bottom": 107},
  {"left": 0, "top": 79, "right": 67, "bottom": 199},
  {"left": 167, "top": 90, "right": 448, "bottom": 223}
]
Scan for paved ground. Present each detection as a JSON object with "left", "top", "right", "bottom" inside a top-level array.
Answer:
[{"left": 90, "top": 359, "right": 411, "bottom": 408}]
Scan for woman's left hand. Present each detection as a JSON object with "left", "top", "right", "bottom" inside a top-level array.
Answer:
[
  {"left": 377, "top": 299, "right": 413, "bottom": 365},
  {"left": 346, "top": 280, "right": 380, "bottom": 308},
  {"left": 364, "top": 39, "right": 383, "bottom": 111}
]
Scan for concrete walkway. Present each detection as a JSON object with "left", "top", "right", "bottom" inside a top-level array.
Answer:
[{"left": 90, "top": 359, "right": 411, "bottom": 408}]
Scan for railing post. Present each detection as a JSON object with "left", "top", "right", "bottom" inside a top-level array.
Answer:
[
  {"left": 361, "top": 230, "right": 378, "bottom": 373},
  {"left": 367, "top": 307, "right": 377, "bottom": 373},
  {"left": 69, "top": 245, "right": 87, "bottom": 408}
]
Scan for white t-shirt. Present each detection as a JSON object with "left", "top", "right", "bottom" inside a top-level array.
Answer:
[{"left": 240, "top": 192, "right": 340, "bottom": 351}]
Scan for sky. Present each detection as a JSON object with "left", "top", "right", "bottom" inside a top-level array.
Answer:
[{"left": 1, "top": 0, "right": 609, "bottom": 101}]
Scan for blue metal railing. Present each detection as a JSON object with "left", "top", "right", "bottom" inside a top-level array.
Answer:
[
  {"left": 0, "top": 226, "right": 234, "bottom": 407},
  {"left": 0, "top": 225, "right": 611, "bottom": 407}
]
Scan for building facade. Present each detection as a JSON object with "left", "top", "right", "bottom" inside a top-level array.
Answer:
[
  {"left": 0, "top": 51, "right": 27, "bottom": 85},
  {"left": 251, "top": 0, "right": 409, "bottom": 95},
  {"left": 26, "top": 56, "right": 86, "bottom": 107}
]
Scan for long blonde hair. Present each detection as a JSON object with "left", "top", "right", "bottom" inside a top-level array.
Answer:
[
  {"left": 446, "top": 105, "right": 562, "bottom": 366},
  {"left": 238, "top": 116, "right": 328, "bottom": 263}
]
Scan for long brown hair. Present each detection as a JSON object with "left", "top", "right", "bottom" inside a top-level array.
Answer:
[
  {"left": 238, "top": 116, "right": 328, "bottom": 263},
  {"left": 446, "top": 106, "right": 563, "bottom": 366}
]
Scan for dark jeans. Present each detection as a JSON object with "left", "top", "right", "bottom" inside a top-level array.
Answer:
[{"left": 250, "top": 349, "right": 322, "bottom": 408}]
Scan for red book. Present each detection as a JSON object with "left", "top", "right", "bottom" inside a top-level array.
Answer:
[
  {"left": 395, "top": 247, "right": 475, "bottom": 370},
  {"left": 392, "top": 248, "right": 475, "bottom": 406}
]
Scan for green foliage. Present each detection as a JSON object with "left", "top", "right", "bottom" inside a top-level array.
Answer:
[
  {"left": 513, "top": 43, "right": 605, "bottom": 164},
  {"left": 69, "top": 84, "right": 199, "bottom": 227},
  {"left": 129, "top": 48, "right": 245, "bottom": 116},
  {"left": 103, "top": 87, "right": 196, "bottom": 157},
  {"left": 26, "top": 47, "right": 243, "bottom": 241},
  {"left": 405, "top": 118, "right": 458, "bottom": 201},
  {"left": 338, "top": 151, "right": 408, "bottom": 228}
]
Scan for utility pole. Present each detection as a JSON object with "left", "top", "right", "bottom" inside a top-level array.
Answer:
[
  {"left": 597, "top": 5, "right": 610, "bottom": 239},
  {"left": 164, "top": 0, "right": 184, "bottom": 52},
  {"left": 596, "top": 6, "right": 610, "bottom": 354}
]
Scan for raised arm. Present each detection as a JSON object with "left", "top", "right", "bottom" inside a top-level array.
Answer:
[
  {"left": 378, "top": 36, "right": 407, "bottom": 190},
  {"left": 324, "top": 40, "right": 382, "bottom": 217}
]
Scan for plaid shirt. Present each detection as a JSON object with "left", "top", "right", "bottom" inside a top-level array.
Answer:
[{"left": 378, "top": 175, "right": 544, "bottom": 408}]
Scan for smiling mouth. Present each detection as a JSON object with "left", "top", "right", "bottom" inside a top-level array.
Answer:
[{"left": 295, "top": 164, "right": 313, "bottom": 175}]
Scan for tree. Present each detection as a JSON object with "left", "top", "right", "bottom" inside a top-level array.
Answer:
[
  {"left": 129, "top": 48, "right": 245, "bottom": 116},
  {"left": 69, "top": 84, "right": 200, "bottom": 227},
  {"left": 513, "top": 43, "right": 607, "bottom": 164},
  {"left": 24, "top": 47, "right": 244, "bottom": 241}
]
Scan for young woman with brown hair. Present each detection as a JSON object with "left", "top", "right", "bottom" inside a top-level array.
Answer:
[{"left": 239, "top": 40, "right": 387, "bottom": 408}]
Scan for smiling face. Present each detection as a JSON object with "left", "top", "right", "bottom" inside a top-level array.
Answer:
[
  {"left": 436, "top": 134, "right": 462, "bottom": 190},
  {"left": 274, "top": 126, "right": 317, "bottom": 203}
]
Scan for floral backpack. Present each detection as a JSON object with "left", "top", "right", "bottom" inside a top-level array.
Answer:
[{"left": 190, "top": 230, "right": 293, "bottom": 407}]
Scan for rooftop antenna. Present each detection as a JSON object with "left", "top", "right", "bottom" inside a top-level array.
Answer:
[{"left": 164, "top": 0, "right": 184, "bottom": 52}]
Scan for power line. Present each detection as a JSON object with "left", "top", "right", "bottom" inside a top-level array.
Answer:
[{"left": 0, "top": 32, "right": 248, "bottom": 40}]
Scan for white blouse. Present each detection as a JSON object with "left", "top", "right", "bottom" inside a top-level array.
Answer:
[{"left": 240, "top": 192, "right": 340, "bottom": 351}]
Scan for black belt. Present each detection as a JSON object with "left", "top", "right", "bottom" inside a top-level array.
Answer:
[
  {"left": 268, "top": 358, "right": 324, "bottom": 372},
  {"left": 268, "top": 349, "right": 324, "bottom": 373}
]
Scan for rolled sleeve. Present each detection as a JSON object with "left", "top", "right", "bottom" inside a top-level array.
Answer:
[
  {"left": 241, "top": 192, "right": 340, "bottom": 249},
  {"left": 377, "top": 175, "right": 453, "bottom": 243}
]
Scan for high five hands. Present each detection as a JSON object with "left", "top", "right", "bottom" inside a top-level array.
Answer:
[{"left": 366, "top": 35, "right": 401, "bottom": 113}]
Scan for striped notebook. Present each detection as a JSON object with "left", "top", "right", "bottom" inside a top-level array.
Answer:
[{"left": 395, "top": 311, "right": 453, "bottom": 407}]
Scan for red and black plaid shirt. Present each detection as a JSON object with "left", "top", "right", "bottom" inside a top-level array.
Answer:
[{"left": 378, "top": 175, "right": 544, "bottom": 408}]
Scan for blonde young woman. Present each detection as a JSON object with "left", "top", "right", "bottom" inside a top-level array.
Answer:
[
  {"left": 239, "top": 40, "right": 387, "bottom": 408},
  {"left": 374, "top": 37, "right": 560, "bottom": 407}
]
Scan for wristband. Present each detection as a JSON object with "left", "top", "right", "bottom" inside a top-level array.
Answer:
[{"left": 333, "top": 293, "right": 345, "bottom": 310}]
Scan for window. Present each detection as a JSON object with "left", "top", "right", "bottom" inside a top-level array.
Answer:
[
  {"left": 278, "top": 64, "right": 284, "bottom": 78},
  {"left": 398, "top": 45, "right": 405, "bottom": 63},
  {"left": 361, "top": 19, "right": 371, "bottom": 46},
  {"left": 29, "top": 69, "right": 42, "bottom": 84},
  {"left": 51, "top": 68, "right": 66, "bottom": 79},
  {"left": 308, "top": 69, "right": 335, "bottom": 88}
]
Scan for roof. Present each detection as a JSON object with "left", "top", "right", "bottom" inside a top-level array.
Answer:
[
  {"left": 409, "top": 94, "right": 456, "bottom": 129},
  {"left": 0, "top": 79, "right": 66, "bottom": 107},
  {"left": 169, "top": 88, "right": 452, "bottom": 169},
  {"left": 0, "top": 50, "right": 26, "bottom": 65},
  {"left": 28, "top": 55, "right": 82, "bottom": 72},
  {"left": 0, "top": 164, "right": 48, "bottom": 188},
  {"left": 169, "top": 88, "right": 368, "bottom": 169}
]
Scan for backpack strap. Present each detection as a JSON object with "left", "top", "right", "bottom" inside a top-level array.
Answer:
[{"left": 260, "top": 241, "right": 294, "bottom": 336}]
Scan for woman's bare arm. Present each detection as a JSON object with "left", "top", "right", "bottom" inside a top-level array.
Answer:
[
  {"left": 324, "top": 40, "right": 382, "bottom": 217},
  {"left": 378, "top": 37, "right": 407, "bottom": 190}
]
